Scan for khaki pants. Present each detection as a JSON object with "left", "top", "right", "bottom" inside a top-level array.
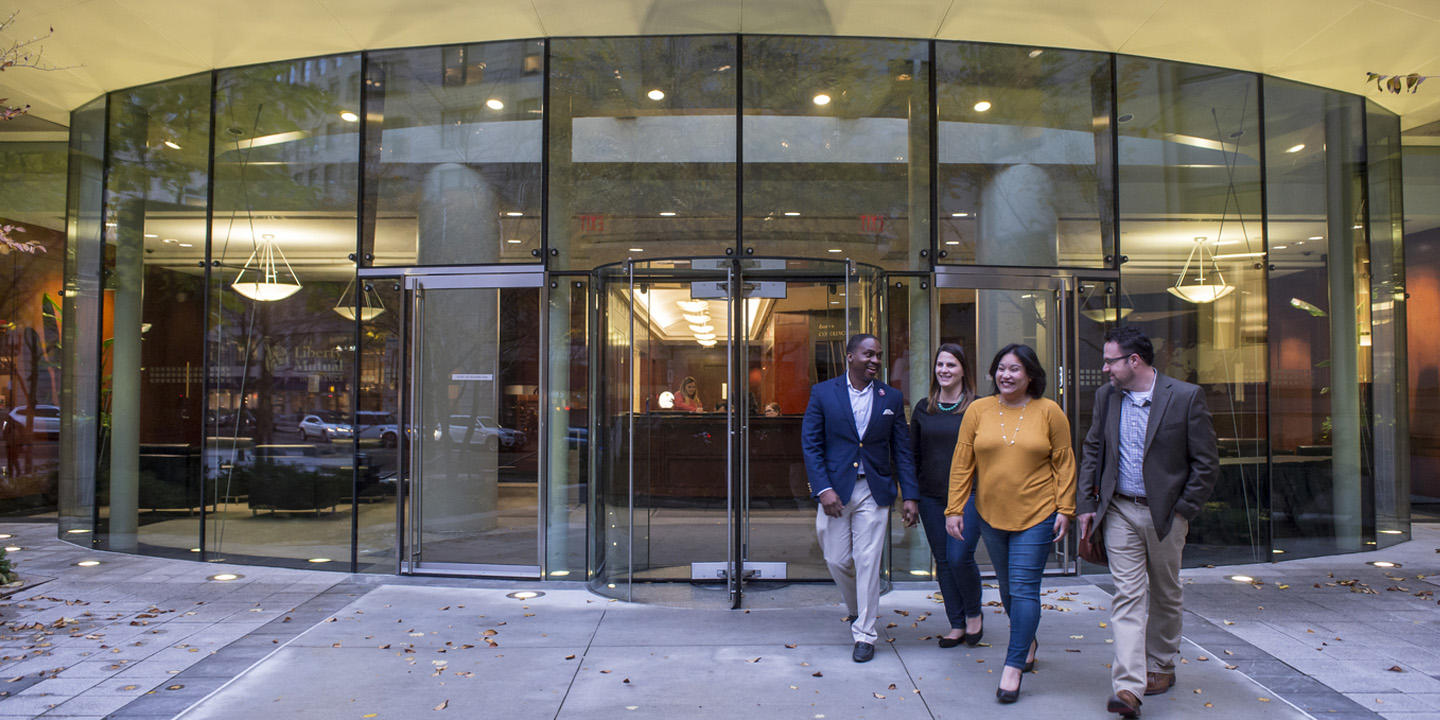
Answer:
[
  {"left": 1104, "top": 496, "right": 1187, "bottom": 698},
  {"left": 816, "top": 479, "right": 887, "bottom": 644}
]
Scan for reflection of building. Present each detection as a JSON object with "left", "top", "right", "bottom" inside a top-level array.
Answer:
[{"left": 0, "top": 6, "right": 1431, "bottom": 600}]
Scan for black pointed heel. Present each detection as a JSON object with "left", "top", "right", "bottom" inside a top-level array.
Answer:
[
  {"left": 963, "top": 621, "right": 983, "bottom": 647},
  {"left": 996, "top": 672, "right": 1023, "bottom": 703},
  {"left": 938, "top": 632, "right": 966, "bottom": 648},
  {"left": 1023, "top": 640, "right": 1038, "bottom": 673}
]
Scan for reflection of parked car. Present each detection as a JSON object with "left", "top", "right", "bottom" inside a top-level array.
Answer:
[
  {"left": 356, "top": 411, "right": 399, "bottom": 448},
  {"left": 442, "top": 415, "right": 527, "bottom": 448},
  {"left": 298, "top": 412, "right": 353, "bottom": 442},
  {"left": 5, "top": 405, "right": 60, "bottom": 438}
]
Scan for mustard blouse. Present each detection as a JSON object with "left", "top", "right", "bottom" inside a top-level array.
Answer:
[{"left": 945, "top": 395, "right": 1077, "bottom": 531}]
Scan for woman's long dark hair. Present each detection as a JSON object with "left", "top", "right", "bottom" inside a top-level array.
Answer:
[
  {"left": 988, "top": 343, "right": 1046, "bottom": 398},
  {"left": 927, "top": 343, "right": 973, "bottom": 414}
]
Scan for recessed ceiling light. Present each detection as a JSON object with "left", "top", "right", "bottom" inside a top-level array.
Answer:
[
  {"left": 486, "top": 98, "right": 504, "bottom": 110},
  {"left": 190, "top": 547, "right": 201, "bottom": 552},
  {"left": 1286, "top": 144, "right": 1305, "bottom": 153},
  {"left": 2, "top": 546, "right": 18, "bottom": 552},
  {"left": 647, "top": 89, "right": 665, "bottom": 101},
  {"left": 76, "top": 560, "right": 101, "bottom": 567},
  {"left": 1379, "top": 529, "right": 1403, "bottom": 535},
  {"left": 178, "top": 243, "right": 193, "bottom": 248},
  {"left": 307, "top": 558, "right": 331, "bottom": 564},
  {"left": 1273, "top": 245, "right": 1287, "bottom": 250},
  {"left": 1271, "top": 548, "right": 1286, "bottom": 554},
  {"left": 1028, "top": 49, "right": 1044, "bottom": 58},
  {"left": 505, "top": 212, "right": 524, "bottom": 217},
  {"left": 162, "top": 238, "right": 176, "bottom": 244},
  {"left": 549, "top": 570, "right": 571, "bottom": 577},
  {"left": 506, "top": 239, "right": 521, "bottom": 244},
  {"left": 262, "top": 233, "right": 275, "bottom": 240},
  {"left": 207, "top": 573, "right": 242, "bottom": 581},
  {"left": 628, "top": 248, "right": 644, "bottom": 252},
  {"left": 945, "top": 241, "right": 960, "bottom": 245},
  {"left": 812, "top": 93, "right": 831, "bottom": 106},
  {"left": 951, "top": 212, "right": 970, "bottom": 217},
  {"left": 1368, "top": 560, "right": 1400, "bottom": 568},
  {"left": 783, "top": 211, "right": 801, "bottom": 217},
  {"left": 909, "top": 569, "right": 932, "bottom": 576},
  {"left": 827, "top": 248, "right": 842, "bottom": 253},
  {"left": 1309, "top": 236, "right": 1323, "bottom": 240},
  {"left": 339, "top": 111, "right": 359, "bottom": 123},
  {"left": 1353, "top": 224, "right": 1363, "bottom": 230},
  {"left": 658, "top": 211, "right": 677, "bottom": 217},
  {"left": 67, "top": 528, "right": 91, "bottom": 534},
  {"left": 143, "top": 233, "right": 158, "bottom": 239},
  {"left": 973, "top": 100, "right": 992, "bottom": 112},
  {"left": 163, "top": 140, "right": 181, "bottom": 150}
]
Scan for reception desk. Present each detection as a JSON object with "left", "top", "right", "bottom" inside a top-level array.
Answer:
[{"left": 630, "top": 413, "right": 810, "bottom": 508}]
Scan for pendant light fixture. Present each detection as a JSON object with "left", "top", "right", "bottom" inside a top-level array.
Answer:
[
  {"left": 1167, "top": 236, "right": 1234, "bottom": 304},
  {"left": 1079, "top": 282, "right": 1134, "bottom": 323},
  {"left": 333, "top": 276, "right": 386, "bottom": 321},
  {"left": 232, "top": 233, "right": 302, "bottom": 301}
]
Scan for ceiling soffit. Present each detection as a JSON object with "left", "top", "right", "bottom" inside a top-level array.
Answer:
[{"left": 0, "top": 0, "right": 1434, "bottom": 129}]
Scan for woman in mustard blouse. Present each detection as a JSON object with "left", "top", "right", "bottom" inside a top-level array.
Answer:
[{"left": 946, "top": 343, "right": 1076, "bottom": 704}]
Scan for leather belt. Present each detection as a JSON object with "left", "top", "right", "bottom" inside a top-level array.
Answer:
[{"left": 1115, "top": 492, "right": 1149, "bottom": 506}]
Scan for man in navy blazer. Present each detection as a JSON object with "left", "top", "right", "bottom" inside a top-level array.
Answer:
[{"left": 802, "top": 333, "right": 919, "bottom": 663}]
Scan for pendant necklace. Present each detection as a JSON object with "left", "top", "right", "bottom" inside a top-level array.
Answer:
[{"left": 997, "top": 397, "right": 1030, "bottom": 446}]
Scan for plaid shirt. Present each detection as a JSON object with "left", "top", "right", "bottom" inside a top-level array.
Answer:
[{"left": 1117, "top": 387, "right": 1152, "bottom": 497}]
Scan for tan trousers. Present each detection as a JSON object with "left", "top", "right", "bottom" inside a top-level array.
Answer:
[
  {"left": 1104, "top": 496, "right": 1188, "bottom": 698},
  {"left": 816, "top": 479, "right": 887, "bottom": 644}
]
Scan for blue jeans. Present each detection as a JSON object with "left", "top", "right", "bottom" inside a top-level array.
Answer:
[
  {"left": 981, "top": 513, "right": 1055, "bottom": 669},
  {"left": 917, "top": 494, "right": 982, "bottom": 629}
]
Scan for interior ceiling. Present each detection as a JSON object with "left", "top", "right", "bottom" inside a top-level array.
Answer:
[{"left": 1, "top": 0, "right": 1437, "bottom": 130}]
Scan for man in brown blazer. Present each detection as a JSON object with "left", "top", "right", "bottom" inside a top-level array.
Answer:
[{"left": 1077, "top": 327, "right": 1218, "bottom": 718}]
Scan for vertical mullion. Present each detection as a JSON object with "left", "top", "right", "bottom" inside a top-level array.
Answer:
[{"left": 198, "top": 70, "right": 218, "bottom": 561}]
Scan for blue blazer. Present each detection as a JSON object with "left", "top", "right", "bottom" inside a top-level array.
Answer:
[{"left": 801, "top": 375, "right": 919, "bottom": 507}]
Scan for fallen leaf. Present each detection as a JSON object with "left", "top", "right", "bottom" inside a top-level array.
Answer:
[
  {"left": 888, "top": 684, "right": 897, "bottom": 690},
  {"left": 565, "top": 654, "right": 576, "bottom": 660},
  {"left": 785, "top": 643, "right": 797, "bottom": 649},
  {"left": 747, "top": 657, "right": 762, "bottom": 663},
  {"left": 873, "top": 692, "right": 886, "bottom": 699},
  {"left": 812, "top": 671, "right": 823, "bottom": 677},
  {"left": 1225, "top": 664, "right": 1237, "bottom": 670},
  {"left": 434, "top": 699, "right": 448, "bottom": 710},
  {"left": 1387, "top": 665, "right": 1404, "bottom": 672},
  {"left": 166, "top": 684, "right": 184, "bottom": 691}
]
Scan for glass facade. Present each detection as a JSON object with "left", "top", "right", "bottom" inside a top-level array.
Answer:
[{"left": 53, "top": 36, "right": 1408, "bottom": 589}]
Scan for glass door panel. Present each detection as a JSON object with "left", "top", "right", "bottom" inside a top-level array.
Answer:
[
  {"left": 591, "top": 264, "right": 635, "bottom": 599},
  {"left": 405, "top": 273, "right": 542, "bottom": 576},
  {"left": 738, "top": 259, "right": 884, "bottom": 589},
  {"left": 936, "top": 270, "right": 1075, "bottom": 574}
]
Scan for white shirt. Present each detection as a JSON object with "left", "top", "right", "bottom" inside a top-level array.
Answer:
[{"left": 848, "top": 379, "right": 874, "bottom": 476}]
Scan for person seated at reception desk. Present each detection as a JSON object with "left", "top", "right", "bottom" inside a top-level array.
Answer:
[
  {"left": 673, "top": 377, "right": 704, "bottom": 413},
  {"left": 764, "top": 402, "right": 782, "bottom": 417}
]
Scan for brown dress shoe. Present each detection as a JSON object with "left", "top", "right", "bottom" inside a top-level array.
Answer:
[
  {"left": 1107, "top": 689, "right": 1142, "bottom": 718},
  {"left": 1145, "top": 671, "right": 1175, "bottom": 696}
]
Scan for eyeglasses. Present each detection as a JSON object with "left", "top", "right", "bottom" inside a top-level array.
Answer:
[{"left": 1100, "top": 355, "right": 1133, "bottom": 367}]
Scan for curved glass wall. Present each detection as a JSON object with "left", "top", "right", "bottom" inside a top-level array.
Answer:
[{"left": 57, "top": 35, "right": 1407, "bottom": 575}]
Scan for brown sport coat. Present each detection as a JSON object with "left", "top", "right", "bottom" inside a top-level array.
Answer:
[{"left": 1076, "top": 372, "right": 1219, "bottom": 540}]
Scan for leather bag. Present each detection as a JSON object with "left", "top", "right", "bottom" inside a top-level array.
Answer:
[{"left": 1078, "top": 522, "right": 1107, "bottom": 565}]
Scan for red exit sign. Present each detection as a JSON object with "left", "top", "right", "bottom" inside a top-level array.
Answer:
[
  {"left": 579, "top": 214, "right": 607, "bottom": 232},
  {"left": 859, "top": 214, "right": 886, "bottom": 233}
]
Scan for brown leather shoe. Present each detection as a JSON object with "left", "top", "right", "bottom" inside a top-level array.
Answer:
[
  {"left": 1144, "top": 671, "right": 1174, "bottom": 696},
  {"left": 1107, "top": 690, "right": 1142, "bottom": 718}
]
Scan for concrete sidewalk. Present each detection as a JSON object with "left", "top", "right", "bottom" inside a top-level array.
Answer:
[{"left": 0, "top": 522, "right": 1431, "bottom": 719}]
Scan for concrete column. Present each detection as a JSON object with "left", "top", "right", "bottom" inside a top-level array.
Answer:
[
  {"left": 418, "top": 163, "right": 500, "bottom": 538},
  {"left": 108, "top": 199, "right": 145, "bottom": 552},
  {"left": 976, "top": 164, "right": 1058, "bottom": 375}
]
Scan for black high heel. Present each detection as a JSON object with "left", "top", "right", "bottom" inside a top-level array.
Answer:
[
  {"left": 1023, "top": 640, "right": 1038, "bottom": 673},
  {"left": 963, "top": 620, "right": 983, "bottom": 647},
  {"left": 996, "top": 670, "right": 1023, "bottom": 703},
  {"left": 937, "top": 631, "right": 966, "bottom": 648}
]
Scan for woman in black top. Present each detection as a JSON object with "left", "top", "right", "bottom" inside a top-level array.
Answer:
[{"left": 911, "top": 343, "right": 984, "bottom": 647}]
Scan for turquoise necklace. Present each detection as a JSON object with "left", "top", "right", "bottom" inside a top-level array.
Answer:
[{"left": 936, "top": 394, "right": 965, "bottom": 412}]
